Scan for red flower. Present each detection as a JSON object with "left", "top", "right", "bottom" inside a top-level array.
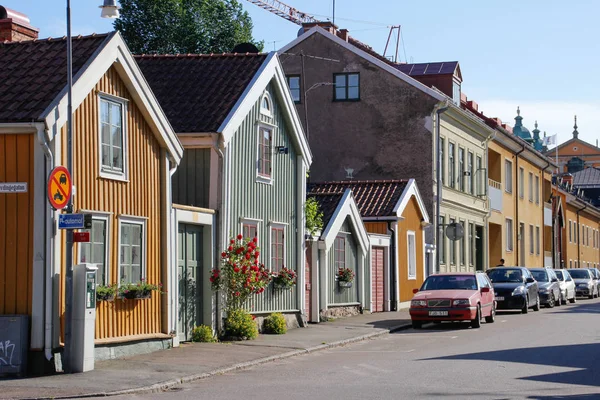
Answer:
[
  {"left": 235, "top": 291, "right": 241, "bottom": 297},
  {"left": 251, "top": 315, "right": 256, "bottom": 320},
  {"left": 245, "top": 252, "right": 251, "bottom": 260},
  {"left": 234, "top": 267, "right": 240, "bottom": 273},
  {"left": 228, "top": 246, "right": 233, "bottom": 251},
  {"left": 230, "top": 239, "right": 235, "bottom": 244},
  {"left": 236, "top": 247, "right": 243, "bottom": 254},
  {"left": 237, "top": 234, "right": 243, "bottom": 240},
  {"left": 254, "top": 251, "right": 260, "bottom": 257},
  {"left": 253, "top": 237, "right": 258, "bottom": 243},
  {"left": 255, "top": 276, "right": 259, "bottom": 282},
  {"left": 209, "top": 277, "right": 214, "bottom": 283},
  {"left": 221, "top": 252, "right": 227, "bottom": 258}
]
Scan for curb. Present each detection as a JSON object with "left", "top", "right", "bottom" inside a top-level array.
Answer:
[{"left": 22, "top": 321, "right": 412, "bottom": 400}]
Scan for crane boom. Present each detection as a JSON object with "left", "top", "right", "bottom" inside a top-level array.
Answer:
[{"left": 245, "top": 0, "right": 319, "bottom": 25}]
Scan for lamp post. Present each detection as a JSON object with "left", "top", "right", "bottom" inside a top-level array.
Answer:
[{"left": 63, "top": 0, "right": 119, "bottom": 374}]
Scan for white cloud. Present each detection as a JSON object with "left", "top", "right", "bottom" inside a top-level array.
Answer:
[{"left": 473, "top": 100, "right": 600, "bottom": 147}]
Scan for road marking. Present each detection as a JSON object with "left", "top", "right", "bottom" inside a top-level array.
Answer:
[
  {"left": 358, "top": 363, "right": 391, "bottom": 373},
  {"left": 451, "top": 336, "right": 458, "bottom": 339}
]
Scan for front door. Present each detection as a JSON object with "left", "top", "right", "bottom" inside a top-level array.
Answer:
[
  {"left": 371, "top": 247, "right": 385, "bottom": 312},
  {"left": 519, "top": 223, "right": 525, "bottom": 266},
  {"left": 475, "top": 226, "right": 484, "bottom": 271},
  {"left": 178, "top": 224, "right": 203, "bottom": 341}
]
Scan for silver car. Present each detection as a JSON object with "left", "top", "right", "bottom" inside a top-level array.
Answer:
[
  {"left": 567, "top": 269, "right": 599, "bottom": 299},
  {"left": 554, "top": 269, "right": 576, "bottom": 304},
  {"left": 588, "top": 268, "right": 600, "bottom": 296}
]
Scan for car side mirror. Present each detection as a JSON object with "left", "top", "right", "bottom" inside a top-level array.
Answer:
[
  {"left": 481, "top": 287, "right": 490, "bottom": 293},
  {"left": 412, "top": 288, "right": 419, "bottom": 294},
  {"left": 551, "top": 278, "right": 558, "bottom": 283},
  {"left": 526, "top": 277, "right": 535, "bottom": 283}
]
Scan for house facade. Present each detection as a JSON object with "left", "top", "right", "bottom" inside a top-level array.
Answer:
[
  {"left": 547, "top": 118, "right": 600, "bottom": 174},
  {"left": 137, "top": 52, "right": 312, "bottom": 337}
]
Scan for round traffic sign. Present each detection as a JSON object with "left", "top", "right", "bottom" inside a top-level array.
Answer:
[
  {"left": 445, "top": 222, "right": 464, "bottom": 241},
  {"left": 47, "top": 166, "right": 72, "bottom": 210}
]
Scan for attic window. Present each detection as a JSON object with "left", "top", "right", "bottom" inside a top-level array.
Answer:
[
  {"left": 573, "top": 146, "right": 578, "bottom": 151},
  {"left": 260, "top": 93, "right": 273, "bottom": 116}
]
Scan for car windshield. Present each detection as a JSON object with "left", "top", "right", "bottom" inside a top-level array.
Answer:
[
  {"left": 531, "top": 270, "right": 549, "bottom": 282},
  {"left": 487, "top": 268, "right": 523, "bottom": 283},
  {"left": 568, "top": 270, "right": 590, "bottom": 279},
  {"left": 421, "top": 275, "right": 477, "bottom": 290},
  {"left": 554, "top": 271, "right": 564, "bottom": 281}
]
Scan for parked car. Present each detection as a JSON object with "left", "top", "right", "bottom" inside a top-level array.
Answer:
[
  {"left": 409, "top": 272, "right": 496, "bottom": 329},
  {"left": 568, "top": 269, "right": 598, "bottom": 299},
  {"left": 587, "top": 268, "right": 600, "bottom": 297},
  {"left": 486, "top": 267, "right": 539, "bottom": 313},
  {"left": 529, "top": 268, "right": 561, "bottom": 308},
  {"left": 554, "top": 269, "right": 576, "bottom": 304}
]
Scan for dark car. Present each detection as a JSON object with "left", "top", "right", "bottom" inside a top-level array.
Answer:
[
  {"left": 529, "top": 268, "right": 561, "bottom": 308},
  {"left": 487, "top": 267, "right": 539, "bottom": 313},
  {"left": 588, "top": 268, "right": 600, "bottom": 296},
  {"left": 568, "top": 269, "right": 598, "bottom": 299}
]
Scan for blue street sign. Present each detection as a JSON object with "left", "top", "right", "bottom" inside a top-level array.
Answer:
[{"left": 58, "top": 213, "right": 85, "bottom": 229}]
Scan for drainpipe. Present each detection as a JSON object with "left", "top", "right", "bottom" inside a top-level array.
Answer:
[
  {"left": 168, "top": 157, "right": 177, "bottom": 337},
  {"left": 576, "top": 204, "right": 587, "bottom": 268},
  {"left": 540, "top": 160, "right": 551, "bottom": 267},
  {"left": 215, "top": 143, "right": 226, "bottom": 332},
  {"left": 387, "top": 221, "right": 397, "bottom": 311},
  {"left": 434, "top": 104, "right": 449, "bottom": 274},
  {"left": 514, "top": 145, "right": 526, "bottom": 266}
]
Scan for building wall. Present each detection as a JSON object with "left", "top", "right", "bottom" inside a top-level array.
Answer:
[
  {"left": 61, "top": 66, "right": 164, "bottom": 340},
  {"left": 228, "top": 83, "right": 299, "bottom": 313},
  {"left": 172, "top": 149, "right": 211, "bottom": 208},
  {"left": 554, "top": 139, "right": 600, "bottom": 172},
  {"left": 397, "top": 196, "right": 425, "bottom": 302},
  {"left": 564, "top": 204, "right": 600, "bottom": 269}
]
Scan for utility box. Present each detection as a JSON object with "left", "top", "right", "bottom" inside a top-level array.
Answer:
[
  {"left": 0, "top": 315, "right": 29, "bottom": 376},
  {"left": 72, "top": 263, "right": 97, "bottom": 372}
]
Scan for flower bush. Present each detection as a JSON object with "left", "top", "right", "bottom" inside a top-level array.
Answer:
[
  {"left": 305, "top": 197, "right": 324, "bottom": 236},
  {"left": 96, "top": 284, "right": 117, "bottom": 301},
  {"left": 263, "top": 313, "right": 287, "bottom": 334},
  {"left": 191, "top": 325, "right": 217, "bottom": 343},
  {"left": 272, "top": 267, "right": 297, "bottom": 290},
  {"left": 337, "top": 267, "right": 355, "bottom": 283},
  {"left": 223, "top": 309, "right": 258, "bottom": 340},
  {"left": 118, "top": 279, "right": 163, "bottom": 299},
  {"left": 210, "top": 235, "right": 272, "bottom": 311}
]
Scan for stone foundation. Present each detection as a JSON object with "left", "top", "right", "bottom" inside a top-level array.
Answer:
[
  {"left": 320, "top": 305, "right": 361, "bottom": 321},
  {"left": 95, "top": 337, "right": 173, "bottom": 361},
  {"left": 254, "top": 312, "right": 305, "bottom": 333}
]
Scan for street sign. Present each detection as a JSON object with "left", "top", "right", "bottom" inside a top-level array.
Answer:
[
  {"left": 73, "top": 232, "right": 90, "bottom": 242},
  {"left": 0, "top": 182, "right": 28, "bottom": 193},
  {"left": 445, "top": 222, "right": 464, "bottom": 241},
  {"left": 59, "top": 213, "right": 85, "bottom": 229},
  {"left": 47, "top": 166, "right": 72, "bottom": 210}
]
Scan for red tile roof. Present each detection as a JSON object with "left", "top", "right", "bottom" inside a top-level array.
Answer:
[
  {"left": 0, "top": 33, "right": 112, "bottom": 123},
  {"left": 308, "top": 180, "right": 409, "bottom": 218},
  {"left": 135, "top": 53, "right": 268, "bottom": 133}
]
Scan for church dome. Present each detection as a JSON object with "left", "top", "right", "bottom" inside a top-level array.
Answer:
[{"left": 513, "top": 107, "right": 532, "bottom": 140}]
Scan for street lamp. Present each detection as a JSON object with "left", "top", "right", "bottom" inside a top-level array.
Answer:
[{"left": 63, "top": 0, "right": 119, "bottom": 374}]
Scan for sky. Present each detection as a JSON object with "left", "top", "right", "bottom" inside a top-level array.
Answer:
[{"left": 5, "top": 0, "right": 599, "bottom": 147}]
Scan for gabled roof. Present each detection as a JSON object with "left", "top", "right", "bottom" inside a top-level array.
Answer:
[
  {"left": 572, "top": 168, "right": 600, "bottom": 188},
  {"left": 551, "top": 137, "right": 600, "bottom": 154},
  {"left": 279, "top": 27, "right": 444, "bottom": 102},
  {"left": 395, "top": 61, "right": 462, "bottom": 81},
  {"left": 0, "top": 33, "right": 111, "bottom": 123},
  {"left": 308, "top": 192, "right": 344, "bottom": 228},
  {"left": 136, "top": 53, "right": 267, "bottom": 133}
]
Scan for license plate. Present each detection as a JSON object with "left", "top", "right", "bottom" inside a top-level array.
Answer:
[
  {"left": 428, "top": 311, "right": 448, "bottom": 316},
  {"left": 495, "top": 296, "right": 504, "bottom": 301}
]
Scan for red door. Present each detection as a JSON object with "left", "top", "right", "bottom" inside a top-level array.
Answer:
[
  {"left": 372, "top": 247, "right": 385, "bottom": 312},
  {"left": 305, "top": 243, "right": 312, "bottom": 321}
]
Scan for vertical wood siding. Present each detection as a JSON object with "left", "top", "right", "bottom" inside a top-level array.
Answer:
[
  {"left": 0, "top": 133, "right": 34, "bottom": 315},
  {"left": 229, "top": 84, "right": 299, "bottom": 312},
  {"left": 398, "top": 197, "right": 425, "bottom": 302},
  {"left": 364, "top": 222, "right": 388, "bottom": 235},
  {"left": 328, "top": 223, "right": 359, "bottom": 304},
  {"left": 60, "top": 67, "right": 163, "bottom": 340},
  {"left": 172, "top": 149, "right": 210, "bottom": 207}
]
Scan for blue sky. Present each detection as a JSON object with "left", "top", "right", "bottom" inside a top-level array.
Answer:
[{"left": 5, "top": 0, "right": 599, "bottom": 146}]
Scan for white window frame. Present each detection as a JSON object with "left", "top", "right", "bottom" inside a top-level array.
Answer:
[
  {"left": 98, "top": 92, "right": 129, "bottom": 182},
  {"left": 529, "top": 224, "right": 534, "bottom": 254},
  {"left": 458, "top": 147, "right": 465, "bottom": 192},
  {"left": 505, "top": 159, "right": 513, "bottom": 194},
  {"left": 535, "top": 225, "right": 540, "bottom": 255},
  {"left": 535, "top": 175, "right": 540, "bottom": 204},
  {"left": 519, "top": 167, "right": 524, "bottom": 198},
  {"left": 256, "top": 122, "right": 275, "bottom": 184},
  {"left": 117, "top": 215, "right": 147, "bottom": 285},
  {"left": 286, "top": 75, "right": 301, "bottom": 104},
  {"left": 467, "top": 151, "right": 474, "bottom": 195},
  {"left": 528, "top": 172, "right": 534, "bottom": 202},
  {"left": 77, "top": 211, "right": 111, "bottom": 286},
  {"left": 407, "top": 231, "right": 417, "bottom": 280},
  {"left": 260, "top": 92, "right": 273, "bottom": 117},
  {"left": 240, "top": 217, "right": 261, "bottom": 244},
  {"left": 269, "top": 222, "right": 287, "bottom": 272},
  {"left": 448, "top": 142, "right": 456, "bottom": 189},
  {"left": 506, "top": 218, "right": 513, "bottom": 252}
]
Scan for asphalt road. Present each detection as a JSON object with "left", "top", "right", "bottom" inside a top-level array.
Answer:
[{"left": 109, "top": 298, "right": 600, "bottom": 400}]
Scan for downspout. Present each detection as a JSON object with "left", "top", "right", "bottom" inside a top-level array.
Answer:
[
  {"left": 481, "top": 130, "right": 496, "bottom": 271},
  {"left": 388, "top": 221, "right": 397, "bottom": 311},
  {"left": 514, "top": 145, "right": 526, "bottom": 265},
  {"left": 37, "top": 122, "right": 54, "bottom": 362},
  {"left": 215, "top": 143, "right": 225, "bottom": 331},
  {"left": 540, "top": 160, "right": 551, "bottom": 267},
  {"left": 168, "top": 157, "right": 177, "bottom": 337},
  {"left": 576, "top": 204, "right": 587, "bottom": 268}
]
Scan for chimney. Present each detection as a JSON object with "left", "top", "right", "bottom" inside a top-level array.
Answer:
[
  {"left": 0, "top": 6, "right": 39, "bottom": 42},
  {"left": 302, "top": 21, "right": 338, "bottom": 35},
  {"left": 467, "top": 100, "right": 478, "bottom": 112},
  {"left": 562, "top": 174, "right": 573, "bottom": 187},
  {"left": 337, "top": 28, "right": 349, "bottom": 42}
]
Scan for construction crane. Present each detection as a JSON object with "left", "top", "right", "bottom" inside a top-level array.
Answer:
[{"left": 245, "top": 0, "right": 319, "bottom": 25}]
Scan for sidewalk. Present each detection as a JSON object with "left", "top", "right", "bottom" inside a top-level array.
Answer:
[{"left": 0, "top": 311, "right": 411, "bottom": 400}]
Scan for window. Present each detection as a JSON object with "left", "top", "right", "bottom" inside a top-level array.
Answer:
[
  {"left": 528, "top": 172, "right": 534, "bottom": 202},
  {"left": 476, "top": 155, "right": 482, "bottom": 195},
  {"left": 469, "top": 222, "right": 474, "bottom": 266},
  {"left": 460, "top": 221, "right": 466, "bottom": 265},
  {"left": 536, "top": 226, "right": 540, "bottom": 255},
  {"left": 569, "top": 220, "right": 572, "bottom": 243},
  {"left": 286, "top": 75, "right": 301, "bottom": 103},
  {"left": 257, "top": 126, "right": 272, "bottom": 178},
  {"left": 407, "top": 231, "right": 416, "bottom": 279},
  {"left": 334, "top": 73, "right": 359, "bottom": 101},
  {"left": 505, "top": 160, "right": 513, "bottom": 193},
  {"left": 260, "top": 93, "right": 272, "bottom": 116},
  {"left": 449, "top": 218, "right": 456, "bottom": 264},
  {"left": 519, "top": 167, "right": 524, "bottom": 198},
  {"left": 334, "top": 236, "right": 346, "bottom": 271},
  {"left": 242, "top": 221, "right": 258, "bottom": 240},
  {"left": 79, "top": 217, "right": 108, "bottom": 285},
  {"left": 458, "top": 148, "right": 465, "bottom": 192},
  {"left": 452, "top": 81, "right": 461, "bottom": 105},
  {"left": 440, "top": 138, "right": 445, "bottom": 185},
  {"left": 468, "top": 152, "right": 474, "bottom": 195},
  {"left": 119, "top": 219, "right": 145, "bottom": 284},
  {"left": 529, "top": 225, "right": 534, "bottom": 254},
  {"left": 439, "top": 216, "right": 445, "bottom": 264},
  {"left": 506, "top": 218, "right": 513, "bottom": 251},
  {"left": 271, "top": 226, "right": 285, "bottom": 272},
  {"left": 570, "top": 260, "right": 573, "bottom": 269},
  {"left": 448, "top": 142, "right": 456, "bottom": 188},
  {"left": 100, "top": 96, "right": 126, "bottom": 178},
  {"left": 535, "top": 175, "right": 540, "bottom": 204}
]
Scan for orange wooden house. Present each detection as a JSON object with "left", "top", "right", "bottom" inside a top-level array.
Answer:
[{"left": 0, "top": 23, "right": 183, "bottom": 371}]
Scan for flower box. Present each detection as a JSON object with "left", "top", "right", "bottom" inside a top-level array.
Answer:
[
  {"left": 338, "top": 280, "right": 353, "bottom": 288},
  {"left": 122, "top": 290, "right": 152, "bottom": 300},
  {"left": 96, "top": 293, "right": 115, "bottom": 302}
]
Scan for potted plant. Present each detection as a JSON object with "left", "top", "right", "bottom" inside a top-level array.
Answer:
[
  {"left": 118, "top": 279, "right": 163, "bottom": 300},
  {"left": 337, "top": 267, "right": 355, "bottom": 288},
  {"left": 96, "top": 284, "right": 117, "bottom": 302},
  {"left": 272, "top": 267, "right": 297, "bottom": 290}
]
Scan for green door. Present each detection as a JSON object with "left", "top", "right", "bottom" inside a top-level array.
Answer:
[{"left": 178, "top": 224, "right": 203, "bottom": 341}]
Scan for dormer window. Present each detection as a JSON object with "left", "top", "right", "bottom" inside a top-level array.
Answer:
[
  {"left": 452, "top": 80, "right": 461, "bottom": 105},
  {"left": 260, "top": 93, "right": 273, "bottom": 117}
]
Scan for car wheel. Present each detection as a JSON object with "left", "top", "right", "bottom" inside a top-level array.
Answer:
[
  {"left": 471, "top": 305, "right": 481, "bottom": 328},
  {"left": 533, "top": 294, "right": 540, "bottom": 311},
  {"left": 556, "top": 291, "right": 563, "bottom": 306},
  {"left": 570, "top": 291, "right": 576, "bottom": 303},
  {"left": 412, "top": 320, "right": 422, "bottom": 329},
  {"left": 485, "top": 304, "right": 496, "bottom": 323},
  {"left": 588, "top": 292, "right": 594, "bottom": 300},
  {"left": 547, "top": 293, "right": 555, "bottom": 308},
  {"left": 521, "top": 296, "right": 529, "bottom": 314}
]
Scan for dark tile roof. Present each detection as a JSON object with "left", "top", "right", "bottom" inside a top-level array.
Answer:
[
  {"left": 572, "top": 168, "right": 600, "bottom": 188},
  {"left": 307, "top": 192, "right": 345, "bottom": 229},
  {"left": 135, "top": 53, "right": 268, "bottom": 133},
  {"left": 0, "top": 33, "right": 112, "bottom": 123},
  {"left": 395, "top": 61, "right": 459, "bottom": 76},
  {"left": 347, "top": 37, "right": 396, "bottom": 66},
  {"left": 308, "top": 180, "right": 409, "bottom": 218}
]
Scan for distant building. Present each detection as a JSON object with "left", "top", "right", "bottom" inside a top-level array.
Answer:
[{"left": 545, "top": 116, "right": 600, "bottom": 173}]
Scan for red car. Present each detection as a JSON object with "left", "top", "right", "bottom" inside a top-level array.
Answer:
[{"left": 409, "top": 272, "right": 496, "bottom": 329}]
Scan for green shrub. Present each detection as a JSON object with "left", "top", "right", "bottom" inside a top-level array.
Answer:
[
  {"left": 191, "top": 325, "right": 217, "bottom": 343},
  {"left": 263, "top": 313, "right": 287, "bottom": 334},
  {"left": 223, "top": 309, "right": 258, "bottom": 340}
]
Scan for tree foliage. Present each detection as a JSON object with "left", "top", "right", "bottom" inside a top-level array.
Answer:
[{"left": 114, "top": 0, "right": 263, "bottom": 54}]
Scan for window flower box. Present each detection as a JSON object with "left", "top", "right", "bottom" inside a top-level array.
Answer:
[{"left": 118, "top": 280, "right": 162, "bottom": 300}]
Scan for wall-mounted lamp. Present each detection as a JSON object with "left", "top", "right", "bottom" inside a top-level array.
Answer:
[{"left": 275, "top": 146, "right": 289, "bottom": 155}]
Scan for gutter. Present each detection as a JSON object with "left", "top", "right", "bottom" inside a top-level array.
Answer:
[
  {"left": 387, "top": 221, "right": 397, "bottom": 311},
  {"left": 576, "top": 204, "right": 587, "bottom": 268},
  {"left": 514, "top": 145, "right": 526, "bottom": 266}
]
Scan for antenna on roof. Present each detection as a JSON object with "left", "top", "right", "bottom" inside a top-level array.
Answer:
[
  {"left": 383, "top": 25, "right": 401, "bottom": 63},
  {"left": 344, "top": 167, "right": 354, "bottom": 180}
]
